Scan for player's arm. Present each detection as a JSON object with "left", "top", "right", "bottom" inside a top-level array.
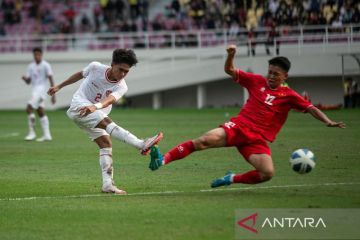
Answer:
[
  {"left": 78, "top": 95, "right": 116, "bottom": 117},
  {"left": 22, "top": 76, "right": 31, "bottom": 84},
  {"left": 48, "top": 75, "right": 56, "bottom": 104},
  {"left": 224, "top": 44, "right": 237, "bottom": 78},
  {"left": 47, "top": 71, "right": 83, "bottom": 96},
  {"left": 307, "top": 106, "right": 345, "bottom": 128}
]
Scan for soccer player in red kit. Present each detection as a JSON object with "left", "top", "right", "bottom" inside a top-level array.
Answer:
[{"left": 149, "top": 44, "right": 345, "bottom": 188}]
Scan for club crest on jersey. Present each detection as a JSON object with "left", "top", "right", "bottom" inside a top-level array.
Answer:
[
  {"left": 91, "top": 82, "right": 99, "bottom": 89},
  {"left": 106, "top": 90, "right": 112, "bottom": 97},
  {"left": 260, "top": 87, "right": 265, "bottom": 92}
]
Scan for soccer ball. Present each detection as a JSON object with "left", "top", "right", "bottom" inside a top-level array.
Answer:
[{"left": 290, "top": 149, "right": 316, "bottom": 174}]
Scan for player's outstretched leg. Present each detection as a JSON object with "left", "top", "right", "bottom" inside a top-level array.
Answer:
[
  {"left": 149, "top": 140, "right": 197, "bottom": 171},
  {"left": 105, "top": 122, "right": 163, "bottom": 155},
  {"left": 149, "top": 145, "right": 164, "bottom": 171},
  {"left": 211, "top": 170, "right": 265, "bottom": 188},
  {"left": 211, "top": 172, "right": 235, "bottom": 188}
]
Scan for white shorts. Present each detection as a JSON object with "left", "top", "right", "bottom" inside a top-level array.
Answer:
[
  {"left": 67, "top": 103, "right": 109, "bottom": 141},
  {"left": 28, "top": 90, "right": 46, "bottom": 109}
]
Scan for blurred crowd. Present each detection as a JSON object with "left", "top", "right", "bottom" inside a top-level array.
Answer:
[
  {"left": 159, "top": 0, "right": 360, "bottom": 31},
  {"left": 0, "top": 0, "right": 359, "bottom": 36}
]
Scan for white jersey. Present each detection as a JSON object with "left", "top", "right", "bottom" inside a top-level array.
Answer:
[
  {"left": 26, "top": 60, "right": 53, "bottom": 92},
  {"left": 71, "top": 61, "right": 128, "bottom": 115}
]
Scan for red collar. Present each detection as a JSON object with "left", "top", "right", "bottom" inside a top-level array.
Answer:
[{"left": 105, "top": 68, "right": 120, "bottom": 83}]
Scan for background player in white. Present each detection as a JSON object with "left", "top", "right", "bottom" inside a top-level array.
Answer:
[
  {"left": 22, "top": 47, "right": 55, "bottom": 141},
  {"left": 47, "top": 49, "right": 163, "bottom": 195}
]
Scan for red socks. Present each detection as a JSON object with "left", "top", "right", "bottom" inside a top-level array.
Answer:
[
  {"left": 163, "top": 140, "right": 195, "bottom": 164},
  {"left": 233, "top": 170, "right": 264, "bottom": 184},
  {"left": 162, "top": 141, "right": 265, "bottom": 185}
]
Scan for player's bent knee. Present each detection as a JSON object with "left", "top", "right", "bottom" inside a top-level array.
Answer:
[
  {"left": 194, "top": 136, "right": 211, "bottom": 150},
  {"left": 26, "top": 105, "right": 33, "bottom": 114},
  {"left": 260, "top": 169, "right": 275, "bottom": 181},
  {"left": 37, "top": 108, "right": 45, "bottom": 117},
  {"left": 95, "top": 136, "right": 112, "bottom": 148}
]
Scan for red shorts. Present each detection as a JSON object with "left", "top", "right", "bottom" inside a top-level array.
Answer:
[{"left": 220, "top": 121, "right": 271, "bottom": 160}]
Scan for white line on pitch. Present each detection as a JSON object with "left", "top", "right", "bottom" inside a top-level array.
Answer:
[
  {"left": 0, "top": 182, "right": 359, "bottom": 202},
  {"left": 0, "top": 132, "right": 19, "bottom": 138}
]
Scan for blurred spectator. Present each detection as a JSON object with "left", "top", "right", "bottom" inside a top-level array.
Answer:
[
  {"left": 170, "top": 0, "right": 181, "bottom": 18},
  {"left": 93, "top": 4, "right": 102, "bottom": 32},
  {"left": 28, "top": 0, "right": 40, "bottom": 19},
  {"left": 0, "top": 22, "right": 6, "bottom": 36},
  {"left": 1, "top": 0, "right": 16, "bottom": 25},
  {"left": 188, "top": 0, "right": 206, "bottom": 28},
  {"left": 151, "top": 14, "right": 164, "bottom": 31},
  {"left": 115, "top": 0, "right": 125, "bottom": 21},
  {"left": 265, "top": 22, "right": 280, "bottom": 55},
  {"left": 269, "top": 0, "right": 279, "bottom": 16},
  {"left": 247, "top": 27, "right": 256, "bottom": 56},
  {"left": 128, "top": 0, "right": 139, "bottom": 21},
  {"left": 275, "top": 0, "right": 291, "bottom": 25},
  {"left": 139, "top": 0, "right": 149, "bottom": 31},
  {"left": 80, "top": 14, "right": 92, "bottom": 32},
  {"left": 63, "top": 6, "right": 76, "bottom": 33},
  {"left": 40, "top": 8, "right": 55, "bottom": 25},
  {"left": 331, "top": 13, "right": 343, "bottom": 30}
]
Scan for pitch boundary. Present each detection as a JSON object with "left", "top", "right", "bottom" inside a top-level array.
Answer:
[{"left": 1, "top": 182, "right": 359, "bottom": 201}]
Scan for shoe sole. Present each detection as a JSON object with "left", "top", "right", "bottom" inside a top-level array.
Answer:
[
  {"left": 141, "top": 132, "right": 163, "bottom": 155},
  {"left": 36, "top": 139, "right": 52, "bottom": 142},
  {"left": 102, "top": 190, "right": 127, "bottom": 195}
]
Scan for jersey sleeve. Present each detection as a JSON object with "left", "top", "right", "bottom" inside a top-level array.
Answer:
[
  {"left": 233, "top": 69, "right": 260, "bottom": 88},
  {"left": 82, "top": 61, "right": 100, "bottom": 78},
  {"left": 110, "top": 82, "right": 128, "bottom": 101},
  {"left": 290, "top": 91, "right": 313, "bottom": 112}
]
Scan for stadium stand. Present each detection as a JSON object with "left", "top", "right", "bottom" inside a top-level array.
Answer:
[
  {"left": 0, "top": 0, "right": 359, "bottom": 56},
  {"left": 0, "top": 0, "right": 359, "bottom": 35},
  {"left": 0, "top": 0, "right": 359, "bottom": 109}
]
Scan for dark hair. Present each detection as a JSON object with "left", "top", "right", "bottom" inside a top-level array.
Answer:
[
  {"left": 112, "top": 49, "right": 138, "bottom": 66},
  {"left": 32, "top": 47, "right": 42, "bottom": 53},
  {"left": 268, "top": 56, "right": 291, "bottom": 72}
]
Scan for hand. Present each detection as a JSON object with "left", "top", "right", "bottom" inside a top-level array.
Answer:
[
  {"left": 22, "top": 76, "right": 30, "bottom": 84},
  {"left": 326, "top": 121, "right": 346, "bottom": 129},
  {"left": 78, "top": 105, "right": 96, "bottom": 117},
  {"left": 51, "top": 95, "right": 56, "bottom": 104},
  {"left": 47, "top": 86, "right": 60, "bottom": 96},
  {"left": 226, "top": 44, "right": 237, "bottom": 56}
]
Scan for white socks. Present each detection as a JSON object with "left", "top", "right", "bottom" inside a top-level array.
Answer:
[
  {"left": 99, "top": 148, "right": 114, "bottom": 187},
  {"left": 40, "top": 115, "right": 52, "bottom": 138},
  {"left": 105, "top": 122, "right": 144, "bottom": 149},
  {"left": 28, "top": 113, "right": 36, "bottom": 133},
  {"left": 28, "top": 114, "right": 51, "bottom": 138}
]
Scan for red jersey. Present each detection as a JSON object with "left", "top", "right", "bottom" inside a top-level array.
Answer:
[{"left": 231, "top": 69, "right": 313, "bottom": 142}]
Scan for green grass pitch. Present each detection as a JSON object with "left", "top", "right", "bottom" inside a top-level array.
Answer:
[{"left": 0, "top": 108, "right": 359, "bottom": 239}]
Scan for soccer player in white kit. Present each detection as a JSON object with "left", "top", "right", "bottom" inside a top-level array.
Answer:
[
  {"left": 47, "top": 49, "right": 163, "bottom": 195},
  {"left": 22, "top": 47, "right": 55, "bottom": 141}
]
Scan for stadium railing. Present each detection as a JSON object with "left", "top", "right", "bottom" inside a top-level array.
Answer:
[{"left": 0, "top": 24, "right": 359, "bottom": 54}]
